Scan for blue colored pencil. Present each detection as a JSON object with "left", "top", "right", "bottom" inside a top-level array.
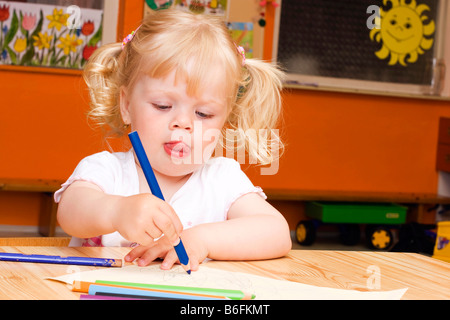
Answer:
[
  {"left": 0, "top": 252, "right": 122, "bottom": 267},
  {"left": 128, "top": 131, "right": 191, "bottom": 274},
  {"left": 88, "top": 284, "right": 224, "bottom": 300}
]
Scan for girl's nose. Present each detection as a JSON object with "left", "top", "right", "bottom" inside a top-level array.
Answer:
[{"left": 169, "top": 111, "right": 193, "bottom": 132}]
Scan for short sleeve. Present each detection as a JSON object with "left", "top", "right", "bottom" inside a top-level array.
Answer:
[
  {"left": 215, "top": 158, "right": 267, "bottom": 214},
  {"left": 199, "top": 157, "right": 267, "bottom": 220},
  {"left": 54, "top": 151, "right": 123, "bottom": 203},
  {"left": 169, "top": 157, "right": 267, "bottom": 227}
]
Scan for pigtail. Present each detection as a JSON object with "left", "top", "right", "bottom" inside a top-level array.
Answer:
[
  {"left": 83, "top": 42, "right": 124, "bottom": 136},
  {"left": 227, "top": 59, "right": 285, "bottom": 165}
]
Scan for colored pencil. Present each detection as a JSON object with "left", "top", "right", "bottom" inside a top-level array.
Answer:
[
  {"left": 80, "top": 294, "right": 146, "bottom": 300},
  {"left": 73, "top": 280, "right": 255, "bottom": 300},
  {"left": 88, "top": 284, "right": 226, "bottom": 300},
  {"left": 0, "top": 252, "right": 122, "bottom": 267},
  {"left": 128, "top": 131, "right": 191, "bottom": 274},
  {"left": 73, "top": 281, "right": 230, "bottom": 299}
]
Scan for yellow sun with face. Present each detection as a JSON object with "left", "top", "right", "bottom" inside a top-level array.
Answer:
[{"left": 370, "top": 0, "right": 435, "bottom": 66}]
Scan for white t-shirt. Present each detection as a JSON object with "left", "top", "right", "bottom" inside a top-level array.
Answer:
[{"left": 54, "top": 150, "right": 266, "bottom": 247}]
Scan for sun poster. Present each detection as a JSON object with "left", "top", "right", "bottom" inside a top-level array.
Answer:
[
  {"left": 0, "top": 1, "right": 103, "bottom": 69},
  {"left": 275, "top": 0, "right": 439, "bottom": 86},
  {"left": 370, "top": 0, "right": 435, "bottom": 66}
]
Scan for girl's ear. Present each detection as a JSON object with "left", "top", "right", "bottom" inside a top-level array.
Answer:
[{"left": 119, "top": 86, "right": 131, "bottom": 125}]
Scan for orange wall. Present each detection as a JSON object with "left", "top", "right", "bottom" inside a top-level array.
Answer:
[
  {"left": 246, "top": 89, "right": 450, "bottom": 194},
  {"left": 1, "top": 1, "right": 450, "bottom": 227},
  {"left": 0, "top": 0, "right": 143, "bottom": 226}
]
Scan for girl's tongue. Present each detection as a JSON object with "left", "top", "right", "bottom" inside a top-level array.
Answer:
[{"left": 164, "top": 141, "right": 191, "bottom": 159}]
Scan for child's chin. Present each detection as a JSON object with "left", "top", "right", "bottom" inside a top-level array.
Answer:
[{"left": 161, "top": 162, "right": 202, "bottom": 177}]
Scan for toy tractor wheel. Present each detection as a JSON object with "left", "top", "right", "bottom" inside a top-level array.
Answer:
[
  {"left": 366, "top": 226, "right": 393, "bottom": 250},
  {"left": 295, "top": 220, "right": 316, "bottom": 246}
]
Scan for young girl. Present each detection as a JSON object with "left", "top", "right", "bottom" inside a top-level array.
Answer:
[{"left": 55, "top": 9, "right": 291, "bottom": 271}]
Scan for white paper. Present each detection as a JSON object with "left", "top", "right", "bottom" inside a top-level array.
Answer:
[{"left": 48, "top": 263, "right": 407, "bottom": 300}]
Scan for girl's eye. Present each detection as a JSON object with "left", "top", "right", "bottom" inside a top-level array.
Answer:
[
  {"left": 153, "top": 104, "right": 172, "bottom": 110},
  {"left": 196, "top": 111, "right": 213, "bottom": 119}
]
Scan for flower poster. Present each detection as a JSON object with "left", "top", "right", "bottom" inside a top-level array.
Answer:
[{"left": 0, "top": 1, "right": 103, "bottom": 69}]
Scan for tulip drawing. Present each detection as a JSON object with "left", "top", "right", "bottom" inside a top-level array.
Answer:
[
  {"left": 22, "top": 13, "right": 36, "bottom": 31},
  {"left": 0, "top": 4, "right": 10, "bottom": 51}
]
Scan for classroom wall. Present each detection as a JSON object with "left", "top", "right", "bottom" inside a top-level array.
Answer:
[
  {"left": 0, "top": 0, "right": 143, "bottom": 226},
  {"left": 246, "top": 89, "right": 450, "bottom": 193},
  {"left": 1, "top": 0, "right": 450, "bottom": 229}
]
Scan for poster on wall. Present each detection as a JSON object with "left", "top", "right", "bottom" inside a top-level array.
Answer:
[
  {"left": 144, "top": 0, "right": 228, "bottom": 17},
  {"left": 228, "top": 22, "right": 253, "bottom": 59},
  {"left": 0, "top": 1, "right": 103, "bottom": 69}
]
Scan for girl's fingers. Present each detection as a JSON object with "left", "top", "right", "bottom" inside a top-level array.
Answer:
[
  {"left": 133, "top": 231, "right": 158, "bottom": 247},
  {"left": 136, "top": 250, "right": 160, "bottom": 266},
  {"left": 161, "top": 249, "right": 178, "bottom": 270},
  {"left": 152, "top": 211, "right": 180, "bottom": 246},
  {"left": 125, "top": 237, "right": 175, "bottom": 267},
  {"left": 189, "top": 257, "right": 200, "bottom": 272},
  {"left": 156, "top": 200, "right": 184, "bottom": 234},
  {"left": 124, "top": 245, "right": 150, "bottom": 262},
  {"left": 161, "top": 249, "right": 200, "bottom": 272}
]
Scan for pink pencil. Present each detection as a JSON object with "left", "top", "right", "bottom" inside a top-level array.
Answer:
[{"left": 79, "top": 294, "right": 147, "bottom": 300}]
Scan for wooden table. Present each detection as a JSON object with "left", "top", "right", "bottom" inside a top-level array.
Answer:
[{"left": 0, "top": 247, "right": 449, "bottom": 300}]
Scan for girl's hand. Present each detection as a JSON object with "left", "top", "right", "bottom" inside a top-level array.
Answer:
[
  {"left": 124, "top": 226, "right": 209, "bottom": 272},
  {"left": 112, "top": 193, "right": 183, "bottom": 247}
]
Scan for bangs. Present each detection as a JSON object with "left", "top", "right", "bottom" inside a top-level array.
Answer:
[{"left": 131, "top": 15, "right": 241, "bottom": 104}]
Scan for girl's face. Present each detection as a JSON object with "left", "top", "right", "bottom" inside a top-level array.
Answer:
[{"left": 120, "top": 67, "right": 229, "bottom": 178}]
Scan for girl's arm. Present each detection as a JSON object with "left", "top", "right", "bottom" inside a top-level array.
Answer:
[
  {"left": 57, "top": 180, "right": 183, "bottom": 246},
  {"left": 195, "top": 192, "right": 292, "bottom": 261},
  {"left": 127, "top": 192, "right": 292, "bottom": 269}
]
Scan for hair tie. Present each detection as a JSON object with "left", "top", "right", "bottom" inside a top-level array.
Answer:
[
  {"left": 122, "top": 25, "right": 141, "bottom": 49},
  {"left": 236, "top": 45, "right": 246, "bottom": 67}
]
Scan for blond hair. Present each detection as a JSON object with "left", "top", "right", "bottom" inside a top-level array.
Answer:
[{"left": 84, "top": 9, "right": 284, "bottom": 164}]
